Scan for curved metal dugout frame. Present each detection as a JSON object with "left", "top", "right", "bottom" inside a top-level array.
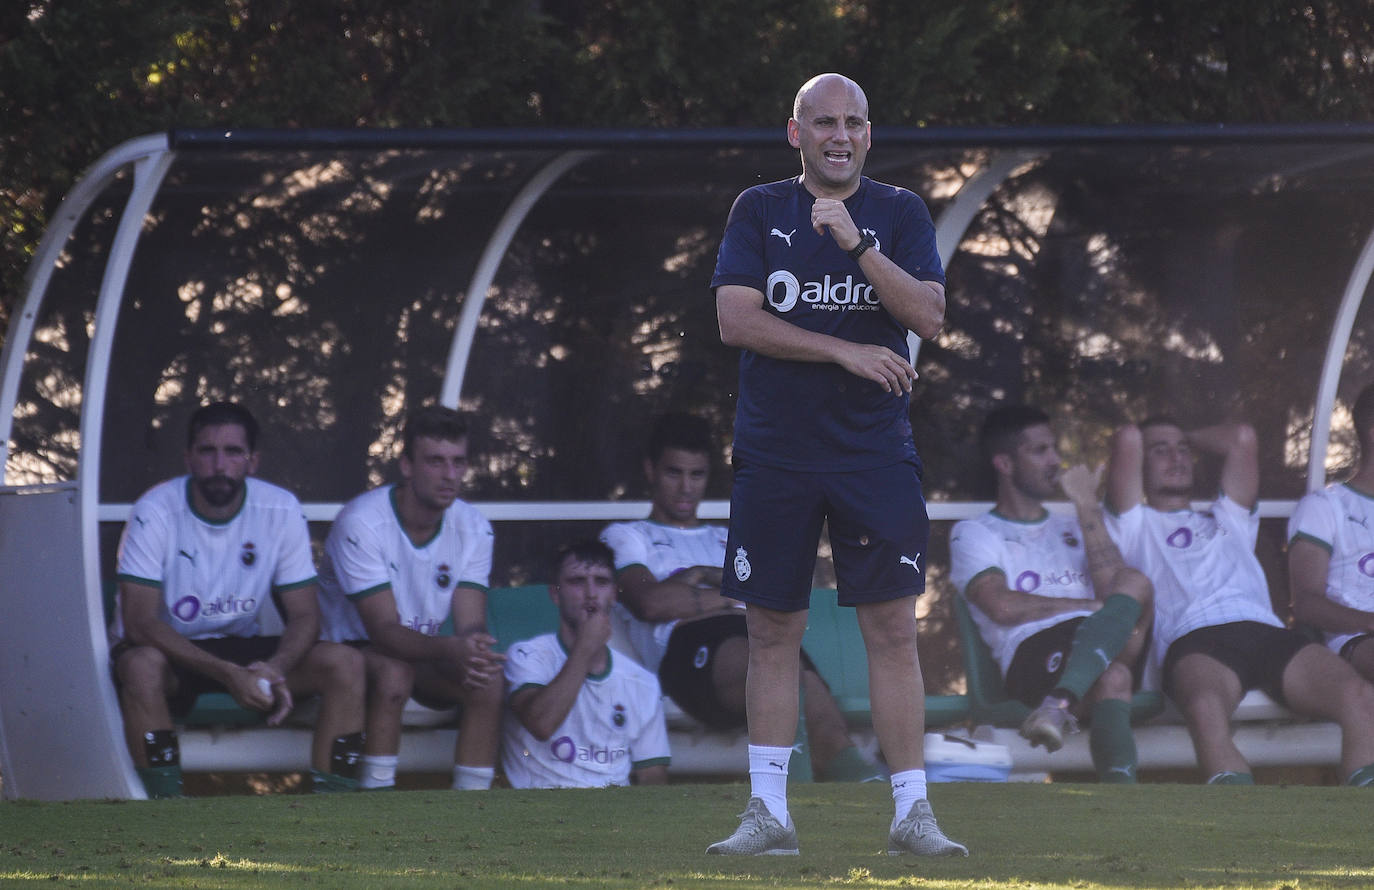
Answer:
[{"left": 5, "top": 126, "right": 1374, "bottom": 799}]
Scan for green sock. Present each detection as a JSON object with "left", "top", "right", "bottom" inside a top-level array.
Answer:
[
  {"left": 1055, "top": 594, "right": 1143, "bottom": 702},
  {"left": 1207, "top": 770, "right": 1255, "bottom": 785},
  {"left": 1345, "top": 763, "right": 1374, "bottom": 787},
  {"left": 137, "top": 765, "right": 183, "bottom": 799},
  {"left": 1089, "top": 699, "right": 1137, "bottom": 784},
  {"left": 311, "top": 768, "right": 360, "bottom": 793},
  {"left": 820, "top": 745, "right": 886, "bottom": 782}
]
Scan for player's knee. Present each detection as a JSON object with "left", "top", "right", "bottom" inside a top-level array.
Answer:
[
  {"left": 310, "top": 642, "right": 366, "bottom": 694},
  {"left": 1094, "top": 662, "right": 1133, "bottom": 700},
  {"left": 465, "top": 676, "right": 504, "bottom": 713},
  {"left": 857, "top": 607, "right": 918, "bottom": 658},
  {"left": 1336, "top": 670, "right": 1374, "bottom": 720},
  {"left": 116, "top": 645, "right": 170, "bottom": 694},
  {"left": 745, "top": 608, "right": 807, "bottom": 651},
  {"left": 1112, "top": 567, "right": 1153, "bottom": 607},
  {"left": 368, "top": 656, "right": 415, "bottom": 709}
]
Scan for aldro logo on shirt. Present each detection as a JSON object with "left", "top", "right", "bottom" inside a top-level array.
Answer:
[
  {"left": 550, "top": 735, "right": 629, "bottom": 766},
  {"left": 766, "top": 270, "right": 880, "bottom": 313},
  {"left": 1013, "top": 568, "right": 1087, "bottom": 593},
  {"left": 171, "top": 593, "right": 257, "bottom": 623}
]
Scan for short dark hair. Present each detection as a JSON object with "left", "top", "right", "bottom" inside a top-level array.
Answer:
[
  {"left": 1353, "top": 384, "right": 1374, "bottom": 453},
  {"left": 187, "top": 402, "right": 258, "bottom": 451},
  {"left": 646, "top": 412, "right": 712, "bottom": 463},
  {"left": 402, "top": 406, "right": 469, "bottom": 458},
  {"left": 979, "top": 405, "right": 1050, "bottom": 464},
  {"left": 552, "top": 539, "right": 615, "bottom": 581}
]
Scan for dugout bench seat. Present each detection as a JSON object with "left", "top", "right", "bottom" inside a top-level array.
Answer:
[
  {"left": 950, "top": 592, "right": 1343, "bottom": 777},
  {"left": 142, "top": 585, "right": 970, "bottom": 777}
]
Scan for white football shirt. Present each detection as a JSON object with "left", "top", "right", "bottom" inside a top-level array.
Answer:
[
  {"left": 1288, "top": 483, "right": 1374, "bottom": 650},
  {"left": 500, "top": 633, "right": 671, "bottom": 789},
  {"left": 599, "top": 520, "right": 729, "bottom": 671},
  {"left": 114, "top": 476, "right": 317, "bottom": 640},
  {"left": 317, "top": 485, "right": 493, "bottom": 642},
  {"left": 1107, "top": 496, "right": 1281, "bottom": 665},
  {"left": 948, "top": 510, "right": 1098, "bottom": 673}
]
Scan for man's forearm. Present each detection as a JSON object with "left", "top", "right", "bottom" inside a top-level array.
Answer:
[{"left": 1072, "top": 500, "right": 1127, "bottom": 597}]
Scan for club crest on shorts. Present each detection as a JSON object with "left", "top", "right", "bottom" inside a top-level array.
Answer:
[
  {"left": 693, "top": 645, "right": 710, "bottom": 669},
  {"left": 733, "top": 546, "right": 752, "bottom": 582},
  {"left": 1045, "top": 650, "right": 1064, "bottom": 674}
]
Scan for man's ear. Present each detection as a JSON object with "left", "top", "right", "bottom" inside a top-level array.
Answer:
[
  {"left": 786, "top": 119, "right": 801, "bottom": 148},
  {"left": 990, "top": 453, "right": 1013, "bottom": 478},
  {"left": 247, "top": 451, "right": 261, "bottom": 476}
]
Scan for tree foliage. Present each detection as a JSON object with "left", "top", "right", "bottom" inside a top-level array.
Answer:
[{"left": 6, "top": 0, "right": 1374, "bottom": 322}]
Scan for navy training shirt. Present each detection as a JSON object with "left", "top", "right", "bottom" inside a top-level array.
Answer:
[{"left": 711, "top": 176, "right": 944, "bottom": 472}]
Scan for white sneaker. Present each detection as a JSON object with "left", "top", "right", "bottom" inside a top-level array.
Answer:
[
  {"left": 888, "top": 799, "right": 968, "bottom": 857},
  {"left": 706, "top": 797, "right": 800, "bottom": 856},
  {"left": 1020, "top": 696, "right": 1079, "bottom": 753}
]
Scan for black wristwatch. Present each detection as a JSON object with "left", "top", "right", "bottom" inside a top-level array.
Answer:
[{"left": 847, "top": 233, "right": 876, "bottom": 261}]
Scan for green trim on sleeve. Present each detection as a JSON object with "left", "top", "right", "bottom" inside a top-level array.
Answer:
[
  {"left": 632, "top": 756, "right": 671, "bottom": 769},
  {"left": 272, "top": 576, "right": 319, "bottom": 594},
  {"left": 1289, "top": 530, "right": 1334, "bottom": 554},
  {"left": 456, "top": 581, "right": 489, "bottom": 593},
  {"left": 511, "top": 682, "right": 546, "bottom": 697},
  {"left": 345, "top": 581, "right": 392, "bottom": 602},
  {"left": 114, "top": 573, "right": 163, "bottom": 589},
  {"left": 961, "top": 566, "right": 1005, "bottom": 594}
]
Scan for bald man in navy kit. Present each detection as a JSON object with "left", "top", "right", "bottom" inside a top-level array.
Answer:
[{"left": 706, "top": 73, "right": 966, "bottom": 857}]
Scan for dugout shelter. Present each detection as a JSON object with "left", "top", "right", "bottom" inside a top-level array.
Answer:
[{"left": 5, "top": 125, "right": 1374, "bottom": 799}]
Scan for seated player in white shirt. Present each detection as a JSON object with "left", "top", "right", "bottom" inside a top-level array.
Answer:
[
  {"left": 113, "top": 402, "right": 366, "bottom": 797},
  {"left": 317, "top": 406, "right": 504, "bottom": 791},
  {"left": 501, "top": 540, "right": 670, "bottom": 788},
  {"left": 1289, "top": 382, "right": 1374, "bottom": 683},
  {"left": 1107, "top": 416, "right": 1374, "bottom": 786},
  {"left": 949, "top": 405, "right": 1152, "bottom": 781},
  {"left": 599, "top": 412, "right": 882, "bottom": 782}
]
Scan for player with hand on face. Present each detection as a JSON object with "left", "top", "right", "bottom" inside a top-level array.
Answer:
[
  {"left": 950, "top": 405, "right": 1153, "bottom": 782},
  {"left": 501, "top": 540, "right": 671, "bottom": 788}
]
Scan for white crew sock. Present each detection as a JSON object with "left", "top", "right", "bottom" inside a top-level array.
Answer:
[
  {"left": 452, "top": 764, "right": 495, "bottom": 791},
  {"left": 359, "top": 754, "right": 398, "bottom": 790},
  {"left": 748, "top": 744, "right": 792, "bottom": 824},
  {"left": 890, "top": 768, "right": 928, "bottom": 827}
]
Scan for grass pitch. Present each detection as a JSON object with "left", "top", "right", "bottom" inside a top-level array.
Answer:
[{"left": 2, "top": 781, "right": 1371, "bottom": 889}]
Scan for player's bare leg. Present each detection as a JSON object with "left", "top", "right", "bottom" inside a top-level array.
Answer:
[
  {"left": 287, "top": 642, "right": 366, "bottom": 776},
  {"left": 857, "top": 596, "right": 966, "bottom": 856},
  {"left": 711, "top": 632, "right": 871, "bottom": 777},
  {"left": 707, "top": 604, "right": 806, "bottom": 855},
  {"left": 114, "top": 646, "right": 177, "bottom": 767},
  {"left": 1170, "top": 653, "right": 1249, "bottom": 782},
  {"left": 1279, "top": 644, "right": 1374, "bottom": 779},
  {"left": 357, "top": 649, "right": 414, "bottom": 789}
]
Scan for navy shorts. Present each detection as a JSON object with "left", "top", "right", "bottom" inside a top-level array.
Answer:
[
  {"left": 722, "top": 458, "right": 929, "bottom": 612},
  {"left": 1163, "top": 621, "right": 1313, "bottom": 706}
]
